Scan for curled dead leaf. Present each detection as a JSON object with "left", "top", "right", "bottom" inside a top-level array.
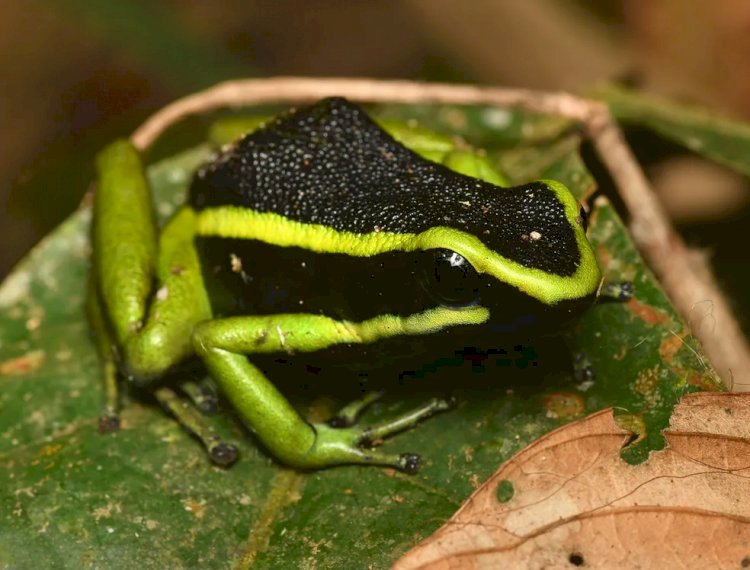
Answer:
[{"left": 395, "top": 392, "right": 750, "bottom": 570}]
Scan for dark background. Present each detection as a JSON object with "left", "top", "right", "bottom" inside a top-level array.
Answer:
[{"left": 3, "top": 0, "right": 750, "bottom": 297}]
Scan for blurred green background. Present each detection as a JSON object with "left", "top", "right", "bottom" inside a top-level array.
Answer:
[{"left": 3, "top": 0, "right": 750, "bottom": 328}]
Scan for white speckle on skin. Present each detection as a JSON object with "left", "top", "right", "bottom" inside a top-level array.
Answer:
[
  {"left": 530, "top": 231, "right": 542, "bottom": 241},
  {"left": 276, "top": 325, "right": 288, "bottom": 351},
  {"left": 156, "top": 286, "right": 169, "bottom": 301}
]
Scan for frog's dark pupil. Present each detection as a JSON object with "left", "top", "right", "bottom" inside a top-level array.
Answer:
[{"left": 423, "top": 248, "right": 481, "bottom": 307}]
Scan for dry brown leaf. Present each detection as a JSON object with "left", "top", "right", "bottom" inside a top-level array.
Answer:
[{"left": 395, "top": 392, "right": 750, "bottom": 569}]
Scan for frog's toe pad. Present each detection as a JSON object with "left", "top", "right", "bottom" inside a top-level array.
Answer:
[
  {"left": 98, "top": 412, "right": 121, "bottom": 433},
  {"left": 209, "top": 442, "right": 239, "bottom": 467},
  {"left": 398, "top": 453, "right": 421, "bottom": 474}
]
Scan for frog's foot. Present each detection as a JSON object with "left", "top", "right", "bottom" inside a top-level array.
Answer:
[
  {"left": 181, "top": 380, "right": 219, "bottom": 415},
  {"left": 573, "top": 351, "right": 595, "bottom": 382},
  {"left": 310, "top": 396, "right": 455, "bottom": 473},
  {"left": 98, "top": 407, "right": 121, "bottom": 433},
  {"left": 600, "top": 280, "right": 634, "bottom": 302},
  {"left": 98, "top": 361, "right": 121, "bottom": 433},
  {"left": 327, "top": 391, "right": 384, "bottom": 428},
  {"left": 154, "top": 387, "right": 239, "bottom": 467}
]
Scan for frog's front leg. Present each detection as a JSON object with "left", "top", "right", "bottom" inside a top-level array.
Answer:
[{"left": 191, "top": 314, "right": 457, "bottom": 472}]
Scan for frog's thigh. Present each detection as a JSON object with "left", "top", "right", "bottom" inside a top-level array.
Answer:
[{"left": 122, "top": 208, "right": 211, "bottom": 381}]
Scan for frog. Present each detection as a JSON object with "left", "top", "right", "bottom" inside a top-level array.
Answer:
[{"left": 88, "top": 97, "right": 602, "bottom": 473}]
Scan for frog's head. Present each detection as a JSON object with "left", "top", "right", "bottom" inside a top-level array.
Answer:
[{"left": 412, "top": 180, "right": 601, "bottom": 335}]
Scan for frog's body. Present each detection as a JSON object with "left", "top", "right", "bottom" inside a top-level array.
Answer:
[{"left": 90, "top": 97, "right": 601, "bottom": 472}]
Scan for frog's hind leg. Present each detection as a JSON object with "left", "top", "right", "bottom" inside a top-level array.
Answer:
[
  {"left": 86, "top": 272, "right": 121, "bottom": 433},
  {"left": 356, "top": 397, "right": 454, "bottom": 443},
  {"left": 93, "top": 141, "right": 212, "bottom": 381},
  {"left": 191, "top": 313, "right": 460, "bottom": 473},
  {"left": 327, "top": 391, "right": 384, "bottom": 428},
  {"left": 154, "top": 386, "right": 238, "bottom": 466},
  {"left": 328, "top": 390, "right": 453, "bottom": 440},
  {"left": 180, "top": 378, "right": 219, "bottom": 415}
]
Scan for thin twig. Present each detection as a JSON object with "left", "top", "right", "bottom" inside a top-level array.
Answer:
[
  {"left": 130, "top": 77, "right": 597, "bottom": 150},
  {"left": 130, "top": 76, "right": 750, "bottom": 389},
  {"left": 587, "top": 112, "right": 750, "bottom": 388}
]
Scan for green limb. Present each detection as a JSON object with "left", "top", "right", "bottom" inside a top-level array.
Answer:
[
  {"left": 154, "top": 386, "right": 239, "bottom": 466},
  {"left": 98, "top": 361, "right": 120, "bottom": 433},
  {"left": 361, "top": 398, "right": 455, "bottom": 443},
  {"left": 328, "top": 392, "right": 454, "bottom": 439},
  {"left": 93, "top": 140, "right": 158, "bottom": 345},
  {"left": 194, "top": 344, "right": 318, "bottom": 468},
  {"left": 94, "top": 141, "right": 211, "bottom": 381},
  {"left": 121, "top": 207, "right": 212, "bottom": 380},
  {"left": 86, "top": 271, "right": 121, "bottom": 432},
  {"left": 328, "top": 391, "right": 384, "bottom": 428},
  {"left": 92, "top": 141, "right": 216, "bottom": 464},
  {"left": 191, "top": 315, "right": 451, "bottom": 472},
  {"left": 180, "top": 380, "right": 219, "bottom": 415}
]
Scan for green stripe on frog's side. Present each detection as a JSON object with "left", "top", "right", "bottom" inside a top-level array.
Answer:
[
  {"left": 195, "top": 202, "right": 599, "bottom": 305},
  {"left": 196, "top": 305, "right": 490, "bottom": 356}
]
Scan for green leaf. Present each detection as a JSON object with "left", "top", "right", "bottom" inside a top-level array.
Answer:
[
  {"left": 0, "top": 103, "right": 718, "bottom": 569},
  {"left": 596, "top": 85, "right": 750, "bottom": 176}
]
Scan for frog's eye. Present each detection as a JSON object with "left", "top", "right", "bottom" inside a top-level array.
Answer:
[{"left": 420, "top": 249, "right": 482, "bottom": 307}]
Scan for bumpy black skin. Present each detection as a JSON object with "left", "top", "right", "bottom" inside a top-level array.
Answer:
[
  {"left": 190, "top": 98, "right": 596, "bottom": 372},
  {"left": 190, "top": 97, "right": 581, "bottom": 277}
]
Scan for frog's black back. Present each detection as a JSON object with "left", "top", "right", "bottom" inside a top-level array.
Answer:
[{"left": 189, "top": 97, "right": 581, "bottom": 277}]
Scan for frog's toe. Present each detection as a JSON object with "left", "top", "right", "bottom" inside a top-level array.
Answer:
[
  {"left": 327, "top": 390, "right": 384, "bottom": 428},
  {"left": 398, "top": 453, "right": 421, "bottom": 474},
  {"left": 98, "top": 410, "right": 121, "bottom": 433},
  {"left": 358, "top": 396, "right": 454, "bottom": 443},
  {"left": 208, "top": 439, "right": 239, "bottom": 467}
]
